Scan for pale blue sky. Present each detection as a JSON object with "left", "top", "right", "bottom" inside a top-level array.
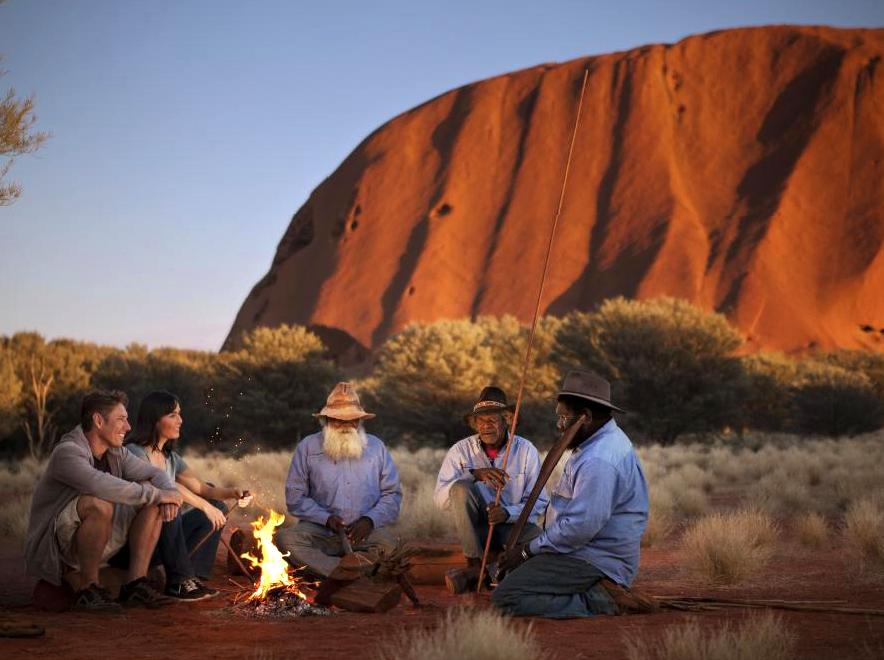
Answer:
[{"left": 1, "top": 1, "right": 881, "bottom": 350}]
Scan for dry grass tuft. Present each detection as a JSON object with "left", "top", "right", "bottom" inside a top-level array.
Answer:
[
  {"left": 375, "top": 607, "right": 547, "bottom": 660},
  {"left": 624, "top": 613, "right": 795, "bottom": 660},
  {"left": 680, "top": 509, "right": 778, "bottom": 584},
  {"left": 0, "top": 492, "right": 32, "bottom": 543},
  {"left": 393, "top": 480, "right": 453, "bottom": 540},
  {"left": 793, "top": 512, "right": 828, "bottom": 548},
  {"left": 843, "top": 499, "right": 884, "bottom": 579}
]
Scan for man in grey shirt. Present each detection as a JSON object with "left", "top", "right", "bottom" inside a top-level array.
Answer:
[{"left": 25, "top": 390, "right": 183, "bottom": 612}]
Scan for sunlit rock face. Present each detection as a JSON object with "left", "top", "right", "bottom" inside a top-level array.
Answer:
[{"left": 228, "top": 26, "right": 884, "bottom": 357}]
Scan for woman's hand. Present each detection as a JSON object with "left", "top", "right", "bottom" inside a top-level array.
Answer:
[
  {"left": 226, "top": 487, "right": 253, "bottom": 507},
  {"left": 202, "top": 503, "right": 227, "bottom": 531}
]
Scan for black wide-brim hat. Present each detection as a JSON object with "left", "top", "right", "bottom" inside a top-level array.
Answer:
[
  {"left": 463, "top": 386, "right": 515, "bottom": 424},
  {"left": 557, "top": 370, "right": 627, "bottom": 414}
]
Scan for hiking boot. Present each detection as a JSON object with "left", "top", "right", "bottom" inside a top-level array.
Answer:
[
  {"left": 118, "top": 577, "right": 175, "bottom": 608},
  {"left": 73, "top": 583, "right": 123, "bottom": 614},
  {"left": 165, "top": 577, "right": 219, "bottom": 601}
]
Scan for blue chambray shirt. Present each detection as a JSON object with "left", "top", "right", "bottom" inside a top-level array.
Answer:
[
  {"left": 528, "top": 419, "right": 648, "bottom": 586},
  {"left": 285, "top": 432, "right": 402, "bottom": 528},
  {"left": 434, "top": 434, "right": 548, "bottom": 524}
]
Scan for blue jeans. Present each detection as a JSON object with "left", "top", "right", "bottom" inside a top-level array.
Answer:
[
  {"left": 491, "top": 553, "right": 616, "bottom": 619},
  {"left": 154, "top": 500, "right": 228, "bottom": 583}
]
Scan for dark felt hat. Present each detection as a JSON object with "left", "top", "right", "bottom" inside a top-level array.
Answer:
[
  {"left": 557, "top": 370, "right": 626, "bottom": 414},
  {"left": 463, "top": 386, "right": 514, "bottom": 424}
]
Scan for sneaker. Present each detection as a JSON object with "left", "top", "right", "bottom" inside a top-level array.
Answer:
[
  {"left": 118, "top": 577, "right": 175, "bottom": 608},
  {"left": 73, "top": 583, "right": 123, "bottom": 614},
  {"left": 165, "top": 577, "right": 219, "bottom": 601}
]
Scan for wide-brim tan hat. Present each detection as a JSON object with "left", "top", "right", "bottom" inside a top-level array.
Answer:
[
  {"left": 558, "top": 370, "right": 627, "bottom": 414},
  {"left": 314, "top": 382, "right": 376, "bottom": 421}
]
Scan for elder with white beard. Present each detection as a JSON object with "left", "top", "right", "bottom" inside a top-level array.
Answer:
[{"left": 277, "top": 382, "right": 402, "bottom": 577}]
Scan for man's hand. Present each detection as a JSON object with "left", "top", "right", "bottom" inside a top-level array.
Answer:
[
  {"left": 497, "top": 542, "right": 532, "bottom": 576},
  {"left": 203, "top": 503, "right": 227, "bottom": 531},
  {"left": 326, "top": 514, "right": 346, "bottom": 533},
  {"left": 471, "top": 467, "right": 509, "bottom": 489},
  {"left": 346, "top": 516, "right": 374, "bottom": 545},
  {"left": 159, "top": 503, "right": 179, "bottom": 522},
  {"left": 486, "top": 503, "right": 509, "bottom": 525}
]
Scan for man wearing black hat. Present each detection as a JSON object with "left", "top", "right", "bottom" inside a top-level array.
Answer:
[
  {"left": 433, "top": 386, "right": 548, "bottom": 594},
  {"left": 491, "top": 370, "right": 649, "bottom": 618}
]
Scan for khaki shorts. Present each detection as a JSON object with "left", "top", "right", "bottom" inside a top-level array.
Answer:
[{"left": 55, "top": 496, "right": 139, "bottom": 571}]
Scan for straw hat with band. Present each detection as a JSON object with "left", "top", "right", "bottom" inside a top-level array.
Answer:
[
  {"left": 557, "top": 370, "right": 627, "bottom": 414},
  {"left": 314, "top": 382, "right": 376, "bottom": 421}
]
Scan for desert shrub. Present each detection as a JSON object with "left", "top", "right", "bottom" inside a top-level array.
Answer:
[
  {"left": 791, "top": 361, "right": 883, "bottom": 436},
  {"left": 213, "top": 325, "right": 340, "bottom": 450},
  {"left": 813, "top": 350, "right": 884, "bottom": 399},
  {"left": 553, "top": 298, "right": 745, "bottom": 444},
  {"left": 94, "top": 344, "right": 219, "bottom": 451},
  {"left": 843, "top": 499, "right": 884, "bottom": 579},
  {"left": 624, "top": 613, "right": 795, "bottom": 660},
  {"left": 739, "top": 353, "right": 799, "bottom": 432},
  {"left": 365, "top": 316, "right": 561, "bottom": 446},
  {"left": 793, "top": 512, "right": 828, "bottom": 548},
  {"left": 681, "top": 508, "right": 778, "bottom": 584},
  {"left": 375, "top": 607, "right": 547, "bottom": 660},
  {"left": 0, "top": 348, "right": 23, "bottom": 439}
]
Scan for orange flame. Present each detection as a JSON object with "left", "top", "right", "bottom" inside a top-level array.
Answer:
[{"left": 241, "top": 510, "right": 306, "bottom": 601}]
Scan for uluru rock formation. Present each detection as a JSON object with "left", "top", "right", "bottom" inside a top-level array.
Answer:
[{"left": 228, "top": 26, "right": 884, "bottom": 357}]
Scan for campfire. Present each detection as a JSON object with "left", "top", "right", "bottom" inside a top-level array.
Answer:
[{"left": 230, "top": 510, "right": 330, "bottom": 618}]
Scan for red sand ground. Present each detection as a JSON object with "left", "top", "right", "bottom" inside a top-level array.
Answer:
[
  {"left": 2, "top": 533, "right": 883, "bottom": 659},
  {"left": 227, "top": 26, "right": 884, "bottom": 358}
]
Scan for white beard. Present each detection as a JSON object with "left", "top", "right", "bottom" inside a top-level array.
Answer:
[{"left": 322, "top": 424, "right": 368, "bottom": 461}]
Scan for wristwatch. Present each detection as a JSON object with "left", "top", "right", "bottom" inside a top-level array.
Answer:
[{"left": 520, "top": 546, "right": 532, "bottom": 561}]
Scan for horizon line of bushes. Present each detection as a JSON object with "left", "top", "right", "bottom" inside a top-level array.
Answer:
[{"left": 1, "top": 297, "right": 882, "bottom": 459}]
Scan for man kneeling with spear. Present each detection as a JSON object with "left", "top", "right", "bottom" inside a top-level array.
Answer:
[{"left": 492, "top": 370, "right": 649, "bottom": 618}]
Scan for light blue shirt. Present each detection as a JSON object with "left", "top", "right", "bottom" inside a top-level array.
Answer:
[
  {"left": 434, "top": 434, "right": 548, "bottom": 524},
  {"left": 285, "top": 431, "right": 402, "bottom": 528},
  {"left": 528, "top": 419, "right": 648, "bottom": 586}
]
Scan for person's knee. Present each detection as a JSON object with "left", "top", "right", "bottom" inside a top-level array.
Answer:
[
  {"left": 78, "top": 496, "right": 114, "bottom": 522},
  {"left": 490, "top": 582, "right": 519, "bottom": 610},
  {"left": 448, "top": 479, "right": 476, "bottom": 504},
  {"left": 275, "top": 528, "right": 315, "bottom": 550}
]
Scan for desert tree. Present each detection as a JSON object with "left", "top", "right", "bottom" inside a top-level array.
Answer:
[
  {"left": 6, "top": 333, "right": 106, "bottom": 458},
  {"left": 0, "top": 56, "right": 49, "bottom": 205}
]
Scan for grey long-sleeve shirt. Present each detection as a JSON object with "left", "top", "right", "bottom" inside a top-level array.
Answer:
[{"left": 25, "top": 425, "right": 175, "bottom": 585}]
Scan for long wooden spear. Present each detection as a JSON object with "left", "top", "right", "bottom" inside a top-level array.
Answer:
[{"left": 476, "top": 66, "right": 591, "bottom": 591}]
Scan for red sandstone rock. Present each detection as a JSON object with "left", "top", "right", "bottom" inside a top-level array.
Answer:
[{"left": 228, "top": 26, "right": 884, "bottom": 356}]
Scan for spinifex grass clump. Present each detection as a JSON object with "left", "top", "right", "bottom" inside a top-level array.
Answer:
[
  {"left": 624, "top": 613, "right": 795, "bottom": 660},
  {"left": 375, "top": 607, "right": 547, "bottom": 660},
  {"left": 793, "top": 512, "right": 828, "bottom": 548},
  {"left": 843, "top": 499, "right": 884, "bottom": 579},
  {"left": 680, "top": 509, "right": 778, "bottom": 584}
]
